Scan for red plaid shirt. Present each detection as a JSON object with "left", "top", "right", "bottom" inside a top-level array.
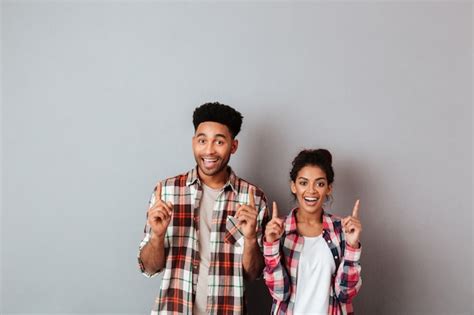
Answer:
[
  {"left": 138, "top": 167, "right": 268, "bottom": 314},
  {"left": 263, "top": 208, "right": 362, "bottom": 315}
]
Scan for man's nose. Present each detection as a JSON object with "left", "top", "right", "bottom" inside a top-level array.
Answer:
[{"left": 204, "top": 142, "right": 216, "bottom": 154}]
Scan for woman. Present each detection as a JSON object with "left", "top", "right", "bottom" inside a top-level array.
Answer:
[{"left": 264, "top": 149, "right": 362, "bottom": 315}]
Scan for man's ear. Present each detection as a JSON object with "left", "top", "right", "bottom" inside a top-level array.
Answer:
[{"left": 231, "top": 139, "right": 238, "bottom": 154}]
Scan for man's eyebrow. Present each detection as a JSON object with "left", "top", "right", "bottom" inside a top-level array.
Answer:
[{"left": 196, "top": 133, "right": 227, "bottom": 139}]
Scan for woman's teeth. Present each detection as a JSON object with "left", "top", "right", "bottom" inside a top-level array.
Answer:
[{"left": 304, "top": 197, "right": 319, "bottom": 202}]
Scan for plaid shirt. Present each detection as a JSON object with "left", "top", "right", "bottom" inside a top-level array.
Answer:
[
  {"left": 263, "top": 208, "right": 362, "bottom": 315},
  {"left": 138, "top": 167, "right": 268, "bottom": 315}
]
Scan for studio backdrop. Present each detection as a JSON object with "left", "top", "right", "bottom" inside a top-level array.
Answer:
[{"left": 2, "top": 1, "right": 472, "bottom": 315}]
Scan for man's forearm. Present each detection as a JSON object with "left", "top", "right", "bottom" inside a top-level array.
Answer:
[
  {"left": 242, "top": 237, "right": 264, "bottom": 281},
  {"left": 140, "top": 234, "right": 166, "bottom": 275}
]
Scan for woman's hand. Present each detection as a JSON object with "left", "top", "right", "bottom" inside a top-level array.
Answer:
[{"left": 342, "top": 199, "right": 362, "bottom": 248}]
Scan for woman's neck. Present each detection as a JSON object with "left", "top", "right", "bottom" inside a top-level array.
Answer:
[
  {"left": 296, "top": 207, "right": 323, "bottom": 224},
  {"left": 296, "top": 208, "right": 324, "bottom": 237}
]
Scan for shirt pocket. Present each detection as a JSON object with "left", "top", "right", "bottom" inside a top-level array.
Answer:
[{"left": 224, "top": 215, "right": 244, "bottom": 247}]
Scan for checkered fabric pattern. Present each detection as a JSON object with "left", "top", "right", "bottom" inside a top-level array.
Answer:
[
  {"left": 263, "top": 209, "right": 362, "bottom": 315},
  {"left": 138, "top": 167, "right": 268, "bottom": 315}
]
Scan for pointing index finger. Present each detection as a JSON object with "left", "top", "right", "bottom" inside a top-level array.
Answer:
[
  {"left": 352, "top": 199, "right": 360, "bottom": 218},
  {"left": 248, "top": 186, "right": 255, "bottom": 208},
  {"left": 272, "top": 201, "right": 279, "bottom": 219},
  {"left": 155, "top": 182, "right": 163, "bottom": 203}
]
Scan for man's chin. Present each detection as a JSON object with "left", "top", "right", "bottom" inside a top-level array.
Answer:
[{"left": 198, "top": 166, "right": 218, "bottom": 176}]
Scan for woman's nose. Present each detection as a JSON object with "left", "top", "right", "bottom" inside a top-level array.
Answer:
[{"left": 308, "top": 184, "right": 318, "bottom": 193}]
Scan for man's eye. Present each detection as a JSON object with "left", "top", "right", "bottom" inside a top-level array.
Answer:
[
  {"left": 198, "top": 139, "right": 206, "bottom": 144},
  {"left": 216, "top": 140, "right": 224, "bottom": 145}
]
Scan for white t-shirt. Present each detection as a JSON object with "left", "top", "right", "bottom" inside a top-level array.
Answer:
[
  {"left": 293, "top": 235, "right": 336, "bottom": 315},
  {"left": 193, "top": 184, "right": 220, "bottom": 315}
]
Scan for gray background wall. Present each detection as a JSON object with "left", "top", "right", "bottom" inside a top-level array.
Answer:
[{"left": 1, "top": 1, "right": 472, "bottom": 314}]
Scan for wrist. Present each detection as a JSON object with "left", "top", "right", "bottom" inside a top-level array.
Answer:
[
  {"left": 346, "top": 240, "right": 360, "bottom": 248},
  {"left": 264, "top": 235, "right": 276, "bottom": 243},
  {"left": 150, "top": 232, "right": 165, "bottom": 244},
  {"left": 244, "top": 235, "right": 257, "bottom": 243}
]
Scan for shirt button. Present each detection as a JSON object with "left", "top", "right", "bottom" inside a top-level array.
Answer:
[
  {"left": 327, "top": 240, "right": 331, "bottom": 243},
  {"left": 334, "top": 256, "right": 338, "bottom": 259}
]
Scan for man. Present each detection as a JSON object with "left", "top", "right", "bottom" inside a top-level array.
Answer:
[{"left": 138, "top": 102, "right": 268, "bottom": 315}]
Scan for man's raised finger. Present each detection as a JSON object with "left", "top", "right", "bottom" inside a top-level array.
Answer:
[
  {"left": 154, "top": 182, "right": 163, "bottom": 202},
  {"left": 248, "top": 186, "right": 255, "bottom": 208}
]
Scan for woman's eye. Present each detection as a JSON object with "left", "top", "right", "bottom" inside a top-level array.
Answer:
[
  {"left": 299, "top": 181, "right": 307, "bottom": 186},
  {"left": 318, "top": 182, "right": 326, "bottom": 187}
]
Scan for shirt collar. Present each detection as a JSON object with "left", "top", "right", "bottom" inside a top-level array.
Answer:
[
  {"left": 285, "top": 208, "right": 333, "bottom": 235},
  {"left": 186, "top": 166, "right": 238, "bottom": 193}
]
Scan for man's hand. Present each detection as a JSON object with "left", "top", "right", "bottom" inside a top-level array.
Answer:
[
  {"left": 236, "top": 186, "right": 258, "bottom": 241},
  {"left": 342, "top": 199, "right": 362, "bottom": 248},
  {"left": 264, "top": 201, "right": 284, "bottom": 243},
  {"left": 147, "top": 182, "right": 173, "bottom": 238}
]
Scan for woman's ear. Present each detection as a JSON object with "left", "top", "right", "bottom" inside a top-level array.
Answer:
[{"left": 290, "top": 181, "right": 297, "bottom": 194}]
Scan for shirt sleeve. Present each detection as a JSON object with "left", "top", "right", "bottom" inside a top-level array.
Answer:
[
  {"left": 263, "top": 239, "right": 291, "bottom": 303},
  {"left": 256, "top": 195, "right": 269, "bottom": 251},
  {"left": 334, "top": 242, "right": 362, "bottom": 303}
]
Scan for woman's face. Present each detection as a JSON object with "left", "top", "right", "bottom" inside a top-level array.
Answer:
[{"left": 291, "top": 165, "right": 332, "bottom": 215}]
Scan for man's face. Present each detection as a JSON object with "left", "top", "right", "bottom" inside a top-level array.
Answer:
[{"left": 192, "top": 121, "right": 238, "bottom": 177}]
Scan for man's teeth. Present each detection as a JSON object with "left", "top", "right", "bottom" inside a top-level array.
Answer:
[
  {"left": 204, "top": 158, "right": 218, "bottom": 162},
  {"left": 304, "top": 197, "right": 319, "bottom": 202}
]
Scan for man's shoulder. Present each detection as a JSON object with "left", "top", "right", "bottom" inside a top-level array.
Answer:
[
  {"left": 161, "top": 169, "right": 194, "bottom": 188},
  {"left": 236, "top": 177, "right": 266, "bottom": 194},
  {"left": 231, "top": 175, "right": 267, "bottom": 202}
]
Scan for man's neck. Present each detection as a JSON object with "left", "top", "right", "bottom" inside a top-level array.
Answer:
[{"left": 198, "top": 167, "right": 230, "bottom": 190}]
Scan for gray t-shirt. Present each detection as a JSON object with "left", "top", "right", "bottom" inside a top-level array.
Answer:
[{"left": 194, "top": 184, "right": 221, "bottom": 315}]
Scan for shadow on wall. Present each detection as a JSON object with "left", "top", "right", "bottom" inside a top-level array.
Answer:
[
  {"left": 334, "top": 158, "right": 406, "bottom": 314},
  {"left": 240, "top": 112, "right": 288, "bottom": 314},
  {"left": 246, "top": 279, "right": 273, "bottom": 314}
]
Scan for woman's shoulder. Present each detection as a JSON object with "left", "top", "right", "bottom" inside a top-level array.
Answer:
[
  {"left": 282, "top": 208, "right": 298, "bottom": 233},
  {"left": 323, "top": 211, "right": 341, "bottom": 222},
  {"left": 322, "top": 211, "right": 345, "bottom": 233}
]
